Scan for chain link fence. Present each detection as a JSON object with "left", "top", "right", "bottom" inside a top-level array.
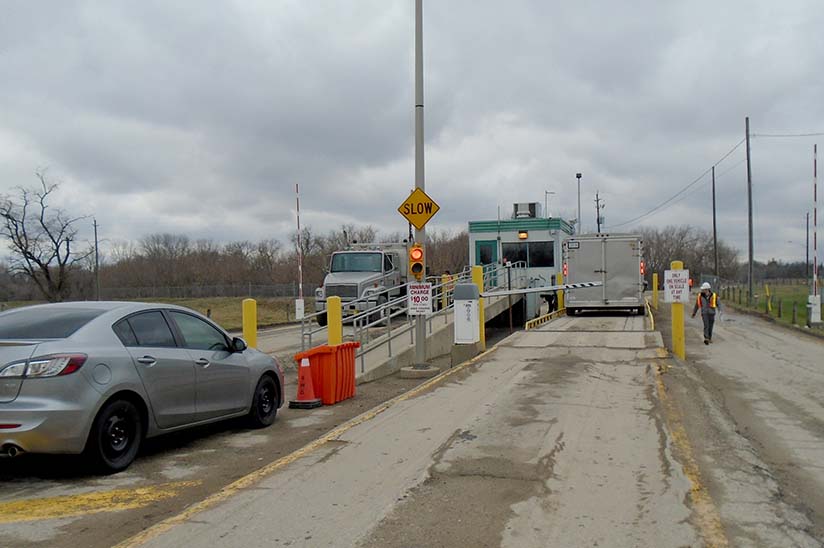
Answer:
[{"left": 100, "top": 283, "right": 319, "bottom": 300}]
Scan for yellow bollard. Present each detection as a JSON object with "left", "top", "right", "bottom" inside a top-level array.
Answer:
[
  {"left": 764, "top": 284, "right": 772, "bottom": 313},
  {"left": 671, "top": 261, "right": 685, "bottom": 360},
  {"left": 242, "top": 298, "right": 258, "bottom": 349},
  {"left": 441, "top": 274, "right": 449, "bottom": 311},
  {"left": 327, "top": 296, "right": 343, "bottom": 346},
  {"left": 471, "top": 265, "right": 486, "bottom": 351},
  {"left": 557, "top": 273, "right": 564, "bottom": 310},
  {"left": 652, "top": 272, "right": 659, "bottom": 310}
]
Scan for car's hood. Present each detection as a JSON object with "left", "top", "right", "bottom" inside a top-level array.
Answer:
[
  {"left": 324, "top": 272, "right": 382, "bottom": 285},
  {"left": 0, "top": 341, "right": 40, "bottom": 403}
]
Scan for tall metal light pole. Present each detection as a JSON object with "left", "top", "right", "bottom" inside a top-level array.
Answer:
[
  {"left": 413, "top": 0, "right": 427, "bottom": 367},
  {"left": 745, "top": 117, "right": 754, "bottom": 305},
  {"left": 544, "top": 190, "right": 555, "bottom": 218},
  {"left": 575, "top": 173, "right": 582, "bottom": 234}
]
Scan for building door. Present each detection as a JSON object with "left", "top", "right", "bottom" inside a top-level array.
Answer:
[{"left": 475, "top": 240, "right": 498, "bottom": 287}]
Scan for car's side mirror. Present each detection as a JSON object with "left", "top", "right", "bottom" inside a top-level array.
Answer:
[{"left": 232, "top": 337, "right": 248, "bottom": 352}]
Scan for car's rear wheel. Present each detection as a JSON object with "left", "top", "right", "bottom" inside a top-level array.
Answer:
[
  {"left": 248, "top": 375, "right": 278, "bottom": 428},
  {"left": 85, "top": 399, "right": 143, "bottom": 474}
]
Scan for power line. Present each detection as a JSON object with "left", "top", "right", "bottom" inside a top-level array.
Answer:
[
  {"left": 753, "top": 132, "right": 824, "bottom": 138},
  {"left": 606, "top": 139, "right": 745, "bottom": 229}
]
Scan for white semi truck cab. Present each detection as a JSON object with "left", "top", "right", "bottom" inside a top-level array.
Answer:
[{"left": 562, "top": 233, "right": 646, "bottom": 316}]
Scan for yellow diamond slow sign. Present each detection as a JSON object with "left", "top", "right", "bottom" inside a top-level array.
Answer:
[{"left": 398, "top": 188, "right": 440, "bottom": 230}]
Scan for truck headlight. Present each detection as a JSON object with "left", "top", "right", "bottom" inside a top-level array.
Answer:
[{"left": 315, "top": 287, "right": 324, "bottom": 299}]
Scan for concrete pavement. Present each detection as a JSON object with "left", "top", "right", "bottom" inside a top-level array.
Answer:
[
  {"left": 127, "top": 314, "right": 705, "bottom": 548},
  {"left": 660, "top": 304, "right": 824, "bottom": 546}
]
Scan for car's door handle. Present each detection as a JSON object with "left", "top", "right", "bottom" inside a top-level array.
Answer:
[
  {"left": 195, "top": 358, "right": 210, "bottom": 367},
  {"left": 137, "top": 356, "right": 156, "bottom": 365}
]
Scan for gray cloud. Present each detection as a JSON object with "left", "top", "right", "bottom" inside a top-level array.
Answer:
[{"left": 1, "top": 0, "right": 823, "bottom": 265}]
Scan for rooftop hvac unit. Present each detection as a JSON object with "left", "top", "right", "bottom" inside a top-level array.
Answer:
[{"left": 512, "top": 202, "right": 542, "bottom": 219}]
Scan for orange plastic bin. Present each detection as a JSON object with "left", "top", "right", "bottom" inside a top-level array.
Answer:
[{"left": 294, "top": 341, "right": 360, "bottom": 405}]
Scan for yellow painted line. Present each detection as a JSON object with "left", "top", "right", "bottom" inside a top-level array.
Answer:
[
  {"left": 645, "top": 298, "right": 655, "bottom": 331},
  {"left": 654, "top": 366, "right": 728, "bottom": 547},
  {"left": 525, "top": 308, "right": 566, "bottom": 330},
  {"left": 116, "top": 344, "right": 501, "bottom": 548},
  {"left": 0, "top": 480, "right": 200, "bottom": 524}
]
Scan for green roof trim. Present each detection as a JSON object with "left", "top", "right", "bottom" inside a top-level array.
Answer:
[{"left": 468, "top": 217, "right": 574, "bottom": 234}]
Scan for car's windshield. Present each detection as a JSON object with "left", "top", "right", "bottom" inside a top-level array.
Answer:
[
  {"left": 330, "top": 252, "right": 382, "bottom": 273},
  {"left": 0, "top": 307, "right": 105, "bottom": 339}
]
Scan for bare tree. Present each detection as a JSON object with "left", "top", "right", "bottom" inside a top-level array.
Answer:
[{"left": 0, "top": 172, "right": 91, "bottom": 301}]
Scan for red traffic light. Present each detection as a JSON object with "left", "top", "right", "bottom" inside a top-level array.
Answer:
[{"left": 409, "top": 243, "right": 424, "bottom": 279}]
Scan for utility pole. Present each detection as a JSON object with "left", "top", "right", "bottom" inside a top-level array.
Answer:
[
  {"left": 745, "top": 116, "right": 754, "bottom": 305},
  {"left": 93, "top": 219, "right": 100, "bottom": 301},
  {"left": 712, "top": 166, "right": 719, "bottom": 277},
  {"left": 413, "top": 0, "right": 428, "bottom": 368},
  {"left": 595, "top": 191, "right": 604, "bottom": 233}
]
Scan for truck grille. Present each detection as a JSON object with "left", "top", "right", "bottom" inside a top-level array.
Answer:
[{"left": 326, "top": 284, "right": 359, "bottom": 299}]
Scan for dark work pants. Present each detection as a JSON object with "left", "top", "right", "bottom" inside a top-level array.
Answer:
[{"left": 702, "top": 311, "right": 716, "bottom": 340}]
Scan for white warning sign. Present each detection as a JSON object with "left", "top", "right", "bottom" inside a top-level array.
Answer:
[
  {"left": 664, "top": 269, "right": 691, "bottom": 304},
  {"left": 407, "top": 282, "right": 432, "bottom": 316}
]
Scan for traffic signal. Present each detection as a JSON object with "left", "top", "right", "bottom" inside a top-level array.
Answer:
[{"left": 409, "top": 243, "right": 424, "bottom": 280}]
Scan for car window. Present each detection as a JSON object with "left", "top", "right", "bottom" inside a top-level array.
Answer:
[
  {"left": 112, "top": 320, "right": 139, "bottom": 346},
  {"left": 384, "top": 254, "right": 393, "bottom": 271},
  {"left": 126, "top": 312, "right": 177, "bottom": 348},
  {"left": 169, "top": 312, "right": 229, "bottom": 351},
  {"left": 0, "top": 307, "right": 105, "bottom": 339}
]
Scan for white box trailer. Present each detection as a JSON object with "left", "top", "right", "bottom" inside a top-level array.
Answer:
[{"left": 562, "top": 234, "right": 646, "bottom": 315}]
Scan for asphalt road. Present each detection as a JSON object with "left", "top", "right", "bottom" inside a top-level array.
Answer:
[
  {"left": 658, "top": 303, "right": 824, "bottom": 546},
  {"left": 4, "top": 308, "right": 823, "bottom": 547},
  {"left": 117, "top": 314, "right": 708, "bottom": 547}
]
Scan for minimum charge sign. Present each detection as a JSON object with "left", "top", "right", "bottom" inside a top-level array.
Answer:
[
  {"left": 407, "top": 282, "right": 432, "bottom": 316},
  {"left": 664, "top": 269, "right": 691, "bottom": 304}
]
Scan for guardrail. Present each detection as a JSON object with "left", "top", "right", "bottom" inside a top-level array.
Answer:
[
  {"left": 300, "top": 268, "right": 476, "bottom": 373},
  {"left": 299, "top": 261, "right": 537, "bottom": 375}
]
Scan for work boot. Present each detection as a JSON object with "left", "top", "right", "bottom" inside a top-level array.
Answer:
[{"left": 704, "top": 338, "right": 709, "bottom": 345}]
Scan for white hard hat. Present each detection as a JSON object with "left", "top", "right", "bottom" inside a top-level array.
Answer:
[{"left": 700, "top": 282, "right": 711, "bottom": 290}]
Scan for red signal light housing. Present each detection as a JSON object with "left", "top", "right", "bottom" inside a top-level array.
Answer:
[
  {"left": 562, "top": 263, "right": 568, "bottom": 277},
  {"left": 640, "top": 261, "right": 646, "bottom": 276}
]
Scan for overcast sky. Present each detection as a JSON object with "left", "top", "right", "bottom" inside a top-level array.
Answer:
[{"left": 2, "top": 1, "right": 823, "bottom": 264}]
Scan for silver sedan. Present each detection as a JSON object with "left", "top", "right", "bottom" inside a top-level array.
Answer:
[{"left": 0, "top": 302, "right": 284, "bottom": 473}]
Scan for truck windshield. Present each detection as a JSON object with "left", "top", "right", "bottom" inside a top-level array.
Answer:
[{"left": 330, "top": 253, "right": 382, "bottom": 273}]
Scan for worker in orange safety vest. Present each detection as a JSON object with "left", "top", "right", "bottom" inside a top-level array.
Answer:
[{"left": 691, "top": 282, "right": 720, "bottom": 344}]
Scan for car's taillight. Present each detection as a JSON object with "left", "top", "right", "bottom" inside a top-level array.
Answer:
[
  {"left": 562, "top": 263, "right": 568, "bottom": 277},
  {"left": 640, "top": 261, "right": 646, "bottom": 276},
  {"left": 25, "top": 354, "right": 87, "bottom": 378},
  {"left": 0, "top": 424, "right": 21, "bottom": 429}
]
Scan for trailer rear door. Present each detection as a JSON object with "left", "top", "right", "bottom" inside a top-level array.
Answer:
[
  {"left": 567, "top": 239, "right": 606, "bottom": 304},
  {"left": 604, "top": 237, "right": 642, "bottom": 305}
]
